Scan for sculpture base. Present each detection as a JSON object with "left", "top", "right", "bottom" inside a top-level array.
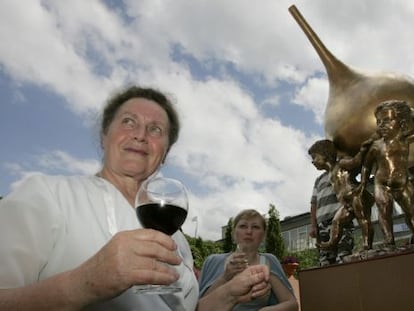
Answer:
[{"left": 298, "top": 249, "right": 414, "bottom": 311}]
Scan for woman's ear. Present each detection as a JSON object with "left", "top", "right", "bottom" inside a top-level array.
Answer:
[
  {"left": 162, "top": 147, "right": 170, "bottom": 164},
  {"left": 100, "top": 133, "right": 105, "bottom": 150}
]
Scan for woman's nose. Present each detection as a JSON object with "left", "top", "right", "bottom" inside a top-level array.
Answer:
[{"left": 133, "top": 124, "right": 148, "bottom": 141}]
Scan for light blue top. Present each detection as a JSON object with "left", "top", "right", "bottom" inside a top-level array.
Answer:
[{"left": 199, "top": 253, "right": 293, "bottom": 310}]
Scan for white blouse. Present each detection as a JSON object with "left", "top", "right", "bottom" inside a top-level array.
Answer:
[{"left": 0, "top": 174, "right": 199, "bottom": 310}]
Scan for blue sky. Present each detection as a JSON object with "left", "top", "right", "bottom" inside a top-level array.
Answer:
[{"left": 2, "top": 0, "right": 414, "bottom": 241}]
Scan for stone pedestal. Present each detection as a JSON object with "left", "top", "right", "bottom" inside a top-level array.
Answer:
[{"left": 298, "top": 250, "right": 414, "bottom": 311}]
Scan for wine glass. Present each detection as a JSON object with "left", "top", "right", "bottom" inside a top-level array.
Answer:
[{"left": 134, "top": 176, "right": 189, "bottom": 294}]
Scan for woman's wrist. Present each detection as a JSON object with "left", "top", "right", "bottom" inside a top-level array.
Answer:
[
  {"left": 203, "top": 274, "right": 229, "bottom": 297},
  {"left": 198, "top": 284, "right": 237, "bottom": 311},
  {"left": 223, "top": 271, "right": 233, "bottom": 282},
  {"left": 219, "top": 282, "right": 239, "bottom": 308}
]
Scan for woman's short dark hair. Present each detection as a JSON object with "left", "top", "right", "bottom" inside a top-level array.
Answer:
[{"left": 100, "top": 86, "right": 180, "bottom": 149}]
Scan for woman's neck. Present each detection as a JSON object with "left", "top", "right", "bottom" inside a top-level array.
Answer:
[
  {"left": 97, "top": 169, "right": 140, "bottom": 206},
  {"left": 244, "top": 251, "right": 259, "bottom": 265}
]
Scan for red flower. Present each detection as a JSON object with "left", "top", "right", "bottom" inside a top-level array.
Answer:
[{"left": 281, "top": 255, "right": 299, "bottom": 264}]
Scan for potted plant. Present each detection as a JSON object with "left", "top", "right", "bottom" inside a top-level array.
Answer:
[{"left": 281, "top": 255, "right": 299, "bottom": 278}]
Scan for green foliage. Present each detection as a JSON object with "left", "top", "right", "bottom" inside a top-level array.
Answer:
[
  {"left": 265, "top": 204, "right": 285, "bottom": 259},
  {"left": 222, "top": 217, "right": 234, "bottom": 253},
  {"left": 288, "top": 248, "right": 319, "bottom": 271},
  {"left": 185, "top": 234, "right": 223, "bottom": 269}
]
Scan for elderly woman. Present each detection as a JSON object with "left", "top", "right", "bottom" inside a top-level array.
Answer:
[
  {"left": 0, "top": 86, "right": 274, "bottom": 310},
  {"left": 199, "top": 209, "right": 299, "bottom": 311}
]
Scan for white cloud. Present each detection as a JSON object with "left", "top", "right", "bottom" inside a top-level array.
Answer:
[
  {"left": 293, "top": 77, "right": 329, "bottom": 124},
  {"left": 2, "top": 0, "right": 414, "bottom": 241},
  {"left": 35, "top": 150, "right": 101, "bottom": 175}
]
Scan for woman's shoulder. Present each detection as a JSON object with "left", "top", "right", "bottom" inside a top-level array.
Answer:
[
  {"left": 3, "top": 174, "right": 102, "bottom": 206},
  {"left": 40, "top": 174, "right": 104, "bottom": 192},
  {"left": 259, "top": 253, "right": 285, "bottom": 272},
  {"left": 205, "top": 253, "right": 229, "bottom": 263},
  {"left": 3, "top": 173, "right": 66, "bottom": 198},
  {"left": 260, "top": 252, "right": 280, "bottom": 262},
  {"left": 13, "top": 174, "right": 95, "bottom": 189},
  {"left": 201, "top": 253, "right": 229, "bottom": 271},
  {"left": 260, "top": 253, "right": 294, "bottom": 292}
]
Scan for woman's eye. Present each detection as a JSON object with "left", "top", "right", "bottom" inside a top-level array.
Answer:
[
  {"left": 122, "top": 117, "right": 136, "bottom": 128},
  {"left": 147, "top": 124, "right": 164, "bottom": 137}
]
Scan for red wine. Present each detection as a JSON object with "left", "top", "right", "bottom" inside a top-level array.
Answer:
[{"left": 137, "top": 203, "right": 187, "bottom": 235}]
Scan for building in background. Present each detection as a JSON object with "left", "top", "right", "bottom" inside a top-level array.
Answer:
[
  {"left": 280, "top": 212, "right": 315, "bottom": 252},
  {"left": 280, "top": 204, "right": 412, "bottom": 253}
]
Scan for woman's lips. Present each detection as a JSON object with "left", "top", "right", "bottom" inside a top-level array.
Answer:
[{"left": 124, "top": 147, "right": 148, "bottom": 155}]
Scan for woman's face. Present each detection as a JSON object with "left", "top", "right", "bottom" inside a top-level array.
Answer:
[
  {"left": 233, "top": 216, "right": 265, "bottom": 252},
  {"left": 101, "top": 97, "right": 170, "bottom": 181}
]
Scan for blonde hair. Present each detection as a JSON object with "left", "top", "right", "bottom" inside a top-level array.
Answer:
[{"left": 232, "top": 209, "right": 267, "bottom": 231}]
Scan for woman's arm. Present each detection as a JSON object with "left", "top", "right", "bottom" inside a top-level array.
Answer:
[
  {"left": 0, "top": 272, "right": 88, "bottom": 311},
  {"left": 0, "top": 176, "right": 182, "bottom": 309},
  {"left": 259, "top": 274, "right": 298, "bottom": 311},
  {"left": 0, "top": 229, "right": 181, "bottom": 310},
  {"left": 198, "top": 265, "right": 271, "bottom": 311},
  {"left": 201, "top": 253, "right": 247, "bottom": 297}
]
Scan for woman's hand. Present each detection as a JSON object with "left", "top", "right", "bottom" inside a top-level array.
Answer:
[
  {"left": 197, "top": 264, "right": 271, "bottom": 311},
  {"left": 224, "top": 252, "right": 248, "bottom": 280},
  {"left": 228, "top": 264, "right": 271, "bottom": 303},
  {"left": 71, "top": 228, "right": 181, "bottom": 302}
]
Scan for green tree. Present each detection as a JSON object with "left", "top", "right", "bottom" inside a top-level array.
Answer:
[
  {"left": 185, "top": 234, "right": 202, "bottom": 268},
  {"left": 185, "top": 234, "right": 223, "bottom": 269},
  {"left": 222, "top": 217, "right": 234, "bottom": 253},
  {"left": 265, "top": 204, "right": 285, "bottom": 259}
]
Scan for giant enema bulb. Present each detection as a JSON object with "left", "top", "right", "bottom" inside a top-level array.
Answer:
[{"left": 289, "top": 5, "right": 414, "bottom": 164}]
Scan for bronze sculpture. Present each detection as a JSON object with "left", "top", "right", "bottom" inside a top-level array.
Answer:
[
  {"left": 308, "top": 139, "right": 375, "bottom": 251},
  {"left": 319, "top": 155, "right": 375, "bottom": 251},
  {"left": 343, "top": 100, "right": 414, "bottom": 246},
  {"left": 290, "top": 6, "right": 414, "bottom": 249}
]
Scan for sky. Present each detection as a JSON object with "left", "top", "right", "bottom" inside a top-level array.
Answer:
[{"left": 2, "top": 0, "right": 414, "bottom": 241}]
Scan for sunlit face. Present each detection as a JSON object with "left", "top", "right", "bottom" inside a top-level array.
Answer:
[
  {"left": 233, "top": 216, "right": 265, "bottom": 252},
  {"left": 376, "top": 108, "right": 399, "bottom": 139},
  {"left": 311, "top": 153, "right": 328, "bottom": 171},
  {"left": 101, "top": 98, "right": 170, "bottom": 181}
]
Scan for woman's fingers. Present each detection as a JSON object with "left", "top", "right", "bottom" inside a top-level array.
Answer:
[
  {"left": 224, "top": 254, "right": 248, "bottom": 280},
  {"left": 227, "top": 253, "right": 248, "bottom": 269},
  {"left": 129, "top": 257, "right": 180, "bottom": 285},
  {"left": 127, "top": 229, "right": 182, "bottom": 286},
  {"left": 93, "top": 229, "right": 181, "bottom": 286},
  {"left": 127, "top": 229, "right": 182, "bottom": 265},
  {"left": 132, "top": 228, "right": 177, "bottom": 250},
  {"left": 251, "top": 279, "right": 271, "bottom": 298}
]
